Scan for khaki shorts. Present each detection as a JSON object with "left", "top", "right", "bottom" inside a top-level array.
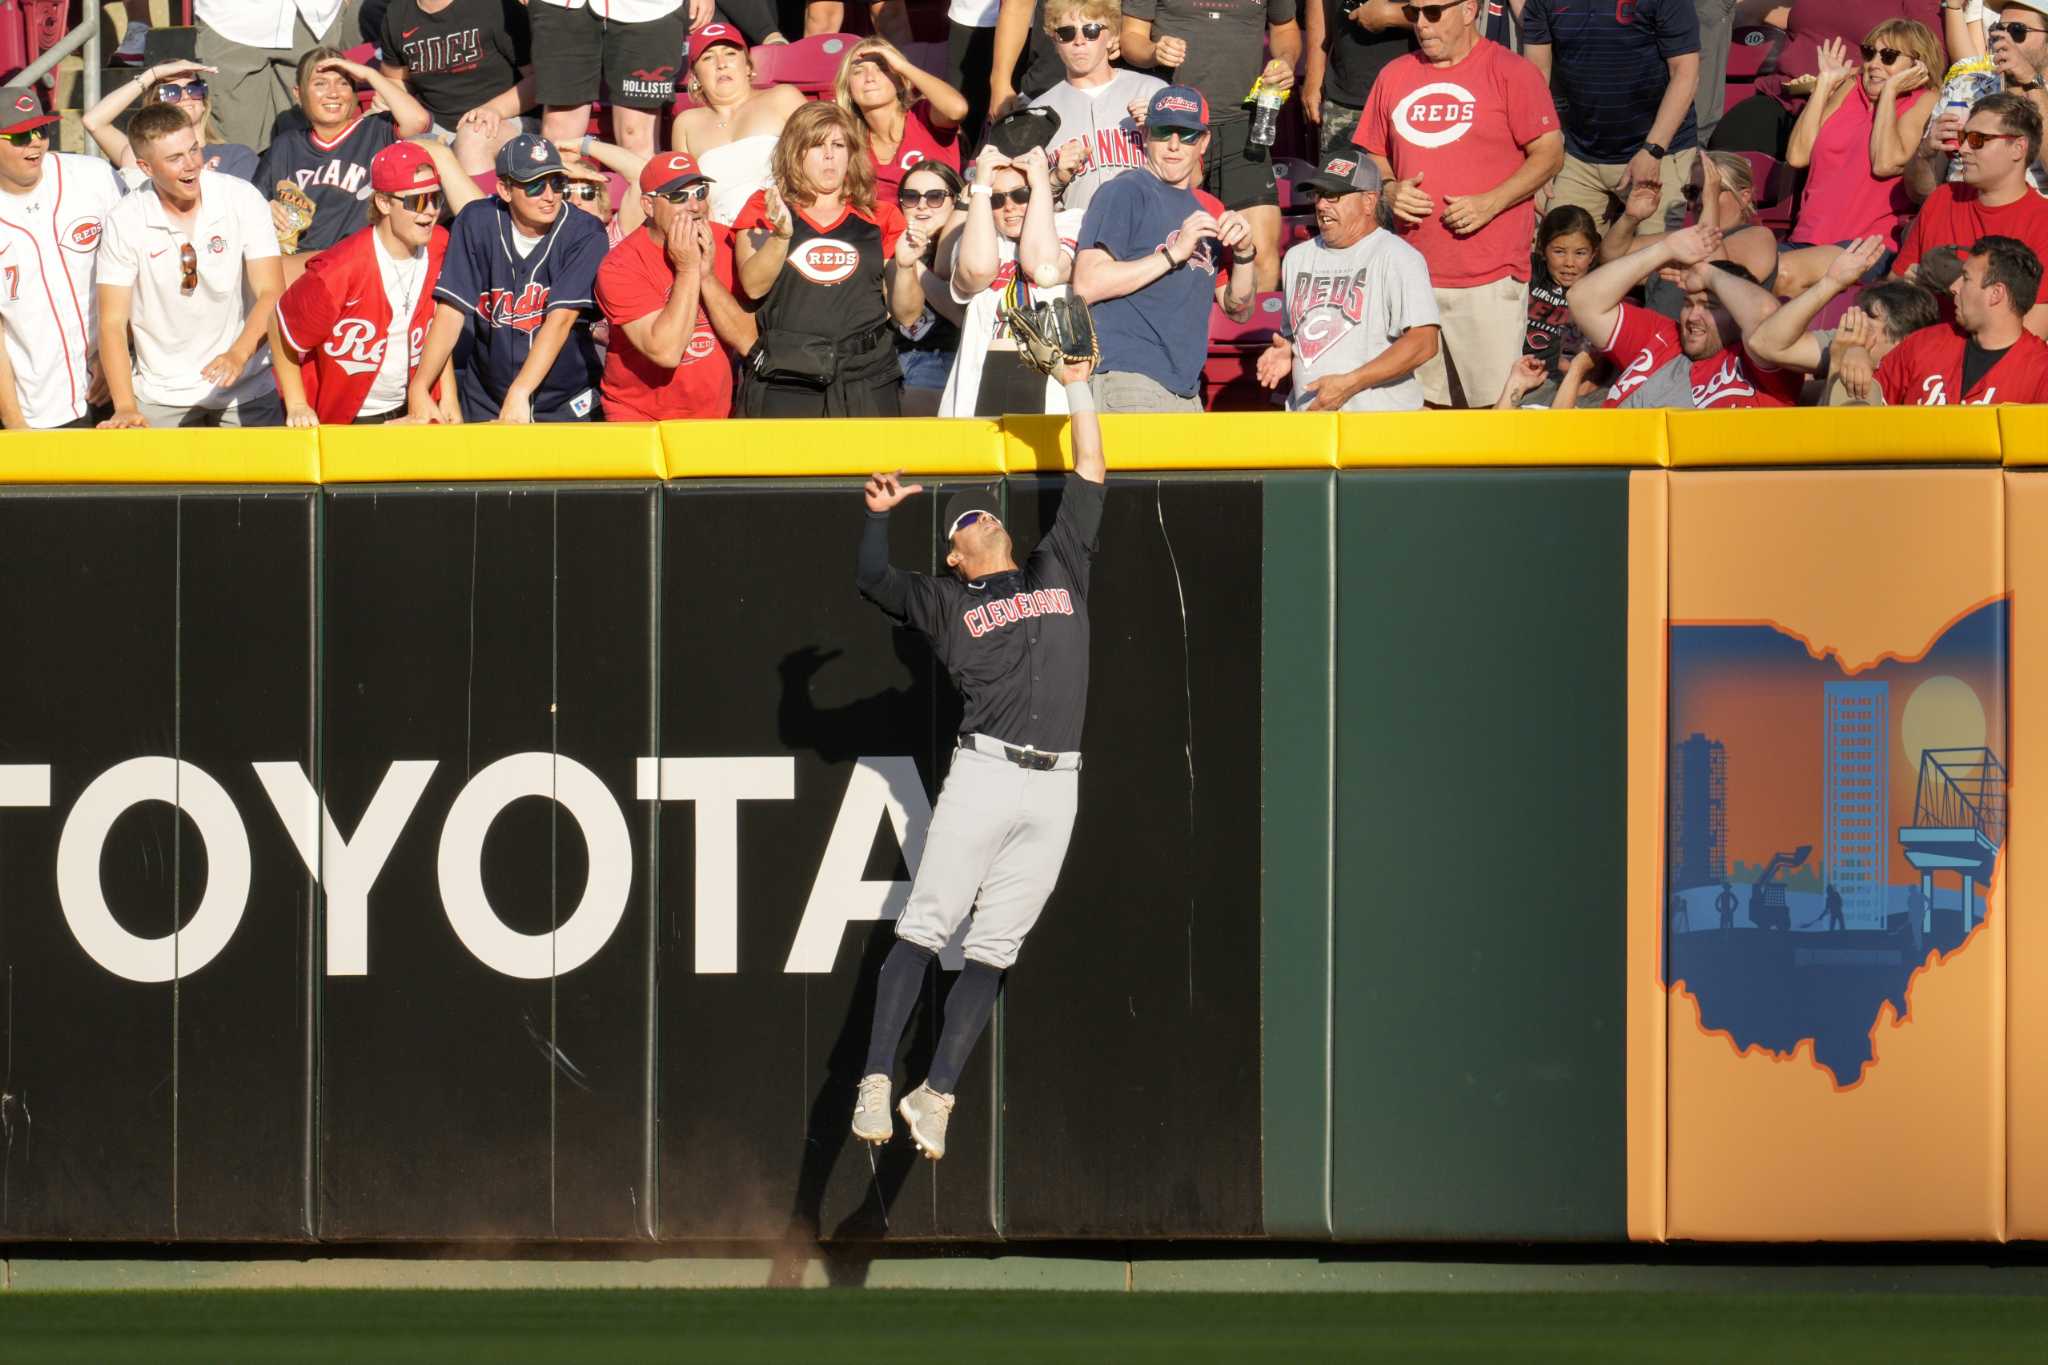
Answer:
[
  {"left": 1419, "top": 277, "right": 1530, "bottom": 409},
  {"left": 1548, "top": 148, "right": 1701, "bottom": 236}
]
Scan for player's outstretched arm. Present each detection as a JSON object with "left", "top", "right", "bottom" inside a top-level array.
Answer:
[
  {"left": 1058, "top": 357, "right": 1103, "bottom": 484},
  {"left": 856, "top": 471, "right": 925, "bottom": 614}
]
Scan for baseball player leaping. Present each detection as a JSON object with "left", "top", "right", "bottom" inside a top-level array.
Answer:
[{"left": 850, "top": 353, "right": 1103, "bottom": 1162}]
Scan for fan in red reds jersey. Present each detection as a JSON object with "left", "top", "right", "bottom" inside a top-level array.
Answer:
[
  {"left": 271, "top": 143, "right": 483, "bottom": 425},
  {"left": 0, "top": 84, "right": 124, "bottom": 431}
]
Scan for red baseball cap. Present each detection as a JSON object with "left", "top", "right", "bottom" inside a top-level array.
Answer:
[
  {"left": 0, "top": 86, "right": 59, "bottom": 136},
  {"left": 371, "top": 142, "right": 442, "bottom": 195},
  {"left": 688, "top": 23, "right": 746, "bottom": 64},
  {"left": 640, "top": 151, "right": 711, "bottom": 196}
]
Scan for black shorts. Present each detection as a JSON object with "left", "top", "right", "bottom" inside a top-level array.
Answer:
[
  {"left": 1202, "top": 112, "right": 1280, "bottom": 212},
  {"left": 530, "top": 2, "right": 688, "bottom": 112}
]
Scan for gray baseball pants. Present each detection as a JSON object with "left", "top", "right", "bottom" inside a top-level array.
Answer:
[{"left": 894, "top": 743, "right": 1079, "bottom": 970}]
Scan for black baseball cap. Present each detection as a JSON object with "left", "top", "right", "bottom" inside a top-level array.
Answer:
[
  {"left": 1300, "top": 150, "right": 1383, "bottom": 197},
  {"left": 942, "top": 487, "right": 1000, "bottom": 539}
]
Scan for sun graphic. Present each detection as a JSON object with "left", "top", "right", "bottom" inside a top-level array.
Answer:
[{"left": 1899, "top": 675, "right": 1987, "bottom": 771}]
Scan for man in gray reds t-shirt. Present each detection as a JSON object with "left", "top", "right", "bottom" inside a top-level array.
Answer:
[
  {"left": 1258, "top": 150, "right": 1441, "bottom": 412},
  {"left": 1030, "top": 3, "right": 1165, "bottom": 215}
]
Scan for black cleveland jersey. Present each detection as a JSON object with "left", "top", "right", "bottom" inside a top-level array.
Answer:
[
  {"left": 257, "top": 112, "right": 399, "bottom": 254},
  {"left": 857, "top": 475, "right": 1105, "bottom": 754}
]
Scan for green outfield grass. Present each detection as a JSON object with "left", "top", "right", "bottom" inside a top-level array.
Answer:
[{"left": 2, "top": 1289, "right": 2047, "bottom": 1363}]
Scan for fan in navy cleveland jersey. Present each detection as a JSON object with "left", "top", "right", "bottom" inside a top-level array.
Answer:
[
  {"left": 408, "top": 133, "right": 608, "bottom": 422},
  {"left": 732, "top": 100, "right": 930, "bottom": 417},
  {"left": 256, "top": 47, "right": 430, "bottom": 273}
]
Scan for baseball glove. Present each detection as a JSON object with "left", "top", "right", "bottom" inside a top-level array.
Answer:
[{"left": 1003, "top": 278, "right": 1098, "bottom": 379}]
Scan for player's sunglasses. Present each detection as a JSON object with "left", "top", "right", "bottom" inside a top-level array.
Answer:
[
  {"left": 1301, "top": 185, "right": 1360, "bottom": 202},
  {"left": 651, "top": 183, "right": 708, "bottom": 203},
  {"left": 948, "top": 510, "right": 998, "bottom": 536},
  {"left": 1400, "top": 3, "right": 1460, "bottom": 23},
  {"left": 154, "top": 80, "right": 209, "bottom": 102},
  {"left": 1858, "top": 44, "right": 1905, "bottom": 64},
  {"left": 1052, "top": 21, "right": 1108, "bottom": 42},
  {"left": 511, "top": 175, "right": 566, "bottom": 196},
  {"left": 178, "top": 241, "right": 197, "bottom": 296},
  {"left": 898, "top": 187, "right": 954, "bottom": 207},
  {"left": 1958, "top": 129, "right": 2024, "bottom": 148},
  {"left": 1994, "top": 20, "right": 2048, "bottom": 42},
  {"left": 1146, "top": 126, "right": 1203, "bottom": 144},
  {"left": 1, "top": 126, "right": 46, "bottom": 146}
]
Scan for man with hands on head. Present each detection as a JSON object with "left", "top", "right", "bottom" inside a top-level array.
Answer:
[
  {"left": 1567, "top": 222, "right": 1802, "bottom": 408},
  {"left": 1744, "top": 234, "right": 1943, "bottom": 402},
  {"left": 1120, "top": 0, "right": 1299, "bottom": 290},
  {"left": 848, "top": 351, "right": 1105, "bottom": 1166},
  {"left": 1071, "top": 85, "right": 1258, "bottom": 412},
  {"left": 96, "top": 103, "right": 286, "bottom": 429},
  {"left": 1258, "top": 149, "right": 1439, "bottom": 411},
  {"left": 1354, "top": 0, "right": 1562, "bottom": 407}
]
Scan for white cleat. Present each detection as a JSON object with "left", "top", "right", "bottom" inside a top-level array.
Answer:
[
  {"left": 852, "top": 1073, "right": 894, "bottom": 1146},
  {"left": 898, "top": 1083, "right": 955, "bottom": 1161}
]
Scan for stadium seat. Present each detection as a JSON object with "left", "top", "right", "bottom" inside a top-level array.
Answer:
[
  {"left": 1726, "top": 27, "right": 1777, "bottom": 83},
  {"left": 1813, "top": 286, "right": 1863, "bottom": 332},
  {"left": 1272, "top": 156, "right": 1320, "bottom": 210},
  {"left": 0, "top": 2, "right": 28, "bottom": 78},
  {"left": 1204, "top": 291, "right": 1287, "bottom": 411},
  {"left": 755, "top": 33, "right": 859, "bottom": 93}
]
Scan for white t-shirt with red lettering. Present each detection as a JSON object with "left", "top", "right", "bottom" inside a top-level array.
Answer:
[
  {"left": 1353, "top": 38, "right": 1559, "bottom": 290},
  {"left": 1597, "top": 302, "right": 1801, "bottom": 409}
]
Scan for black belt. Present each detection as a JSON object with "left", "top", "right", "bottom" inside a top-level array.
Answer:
[
  {"left": 837, "top": 321, "right": 890, "bottom": 357},
  {"left": 960, "top": 733, "right": 1082, "bottom": 771}
]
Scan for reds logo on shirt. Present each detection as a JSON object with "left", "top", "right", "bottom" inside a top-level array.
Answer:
[
  {"left": 478, "top": 282, "right": 552, "bottom": 333},
  {"left": 792, "top": 238, "right": 860, "bottom": 285},
  {"left": 683, "top": 329, "right": 718, "bottom": 362},
  {"left": 1690, "top": 353, "right": 1757, "bottom": 407},
  {"left": 62, "top": 217, "right": 102, "bottom": 251},
  {"left": 1288, "top": 269, "right": 1372, "bottom": 362},
  {"left": 321, "top": 317, "right": 419, "bottom": 376},
  {"left": 899, "top": 149, "right": 926, "bottom": 171},
  {"left": 1393, "top": 82, "right": 1478, "bottom": 149}
]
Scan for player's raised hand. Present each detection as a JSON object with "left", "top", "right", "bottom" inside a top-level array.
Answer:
[
  {"left": 1053, "top": 354, "right": 1096, "bottom": 387},
  {"left": 864, "top": 470, "right": 925, "bottom": 512},
  {"left": 1256, "top": 334, "right": 1293, "bottom": 389}
]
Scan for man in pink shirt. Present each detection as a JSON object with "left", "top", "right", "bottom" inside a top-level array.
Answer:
[{"left": 1353, "top": 0, "right": 1561, "bottom": 407}]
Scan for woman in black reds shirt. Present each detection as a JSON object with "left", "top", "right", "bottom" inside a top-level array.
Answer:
[{"left": 734, "top": 101, "right": 931, "bottom": 417}]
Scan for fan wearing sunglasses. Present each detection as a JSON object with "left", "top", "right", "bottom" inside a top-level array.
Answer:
[
  {"left": 1893, "top": 92, "right": 2048, "bottom": 334},
  {"left": 1782, "top": 25, "right": 1940, "bottom": 256},
  {"left": 409, "top": 134, "right": 610, "bottom": 423},
  {"left": 95, "top": 103, "right": 286, "bottom": 430},
  {"left": 894, "top": 161, "right": 968, "bottom": 414},
  {"left": 1989, "top": 2, "right": 2048, "bottom": 105},
  {"left": 0, "top": 83, "right": 123, "bottom": 432},
  {"left": 271, "top": 143, "right": 457, "bottom": 426},
  {"left": 940, "top": 144, "right": 1085, "bottom": 416},
  {"left": 595, "top": 151, "right": 757, "bottom": 421},
  {"left": 1028, "top": 1, "right": 1169, "bottom": 215},
  {"left": 1119, "top": 0, "right": 1301, "bottom": 290},
  {"left": 83, "top": 59, "right": 259, "bottom": 188}
]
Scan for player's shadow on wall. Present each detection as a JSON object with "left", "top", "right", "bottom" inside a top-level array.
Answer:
[{"left": 769, "top": 633, "right": 959, "bottom": 1287}]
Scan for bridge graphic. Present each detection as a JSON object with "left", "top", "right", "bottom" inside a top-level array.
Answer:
[{"left": 1898, "top": 746, "right": 2006, "bottom": 945}]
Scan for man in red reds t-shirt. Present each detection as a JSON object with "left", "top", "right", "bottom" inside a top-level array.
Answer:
[
  {"left": 595, "top": 152, "right": 758, "bottom": 422},
  {"left": 1894, "top": 92, "right": 2048, "bottom": 336},
  {"left": 1568, "top": 223, "right": 1803, "bottom": 408},
  {"left": 1353, "top": 0, "right": 1562, "bottom": 408},
  {"left": 1864, "top": 235, "right": 2048, "bottom": 404}
]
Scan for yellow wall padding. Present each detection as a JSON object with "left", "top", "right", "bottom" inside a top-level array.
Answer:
[
  {"left": 1338, "top": 410, "right": 1666, "bottom": 467},
  {"left": 1664, "top": 406, "right": 2004, "bottom": 467},
  {"left": 4, "top": 411, "right": 2048, "bottom": 482},
  {"left": 1004, "top": 412, "right": 1336, "bottom": 472},
  {"left": 1999, "top": 407, "right": 2048, "bottom": 466},
  {"left": 318, "top": 421, "right": 668, "bottom": 482},
  {"left": 0, "top": 426, "right": 321, "bottom": 483},
  {"left": 662, "top": 417, "right": 1006, "bottom": 477}
]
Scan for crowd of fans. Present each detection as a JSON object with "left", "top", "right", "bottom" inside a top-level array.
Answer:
[{"left": 5, "top": 0, "right": 2048, "bottom": 428}]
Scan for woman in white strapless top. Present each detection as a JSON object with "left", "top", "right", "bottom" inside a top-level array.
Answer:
[{"left": 671, "top": 25, "right": 808, "bottom": 227}]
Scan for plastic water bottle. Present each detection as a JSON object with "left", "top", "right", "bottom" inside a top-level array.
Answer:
[{"left": 1247, "top": 78, "right": 1289, "bottom": 162}]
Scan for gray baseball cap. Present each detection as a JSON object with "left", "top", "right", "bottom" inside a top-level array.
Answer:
[
  {"left": 0, "top": 86, "right": 59, "bottom": 136},
  {"left": 1299, "top": 150, "right": 1383, "bottom": 197}
]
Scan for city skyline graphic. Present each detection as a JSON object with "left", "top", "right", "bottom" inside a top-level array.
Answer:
[{"left": 1663, "top": 598, "right": 2008, "bottom": 1087}]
